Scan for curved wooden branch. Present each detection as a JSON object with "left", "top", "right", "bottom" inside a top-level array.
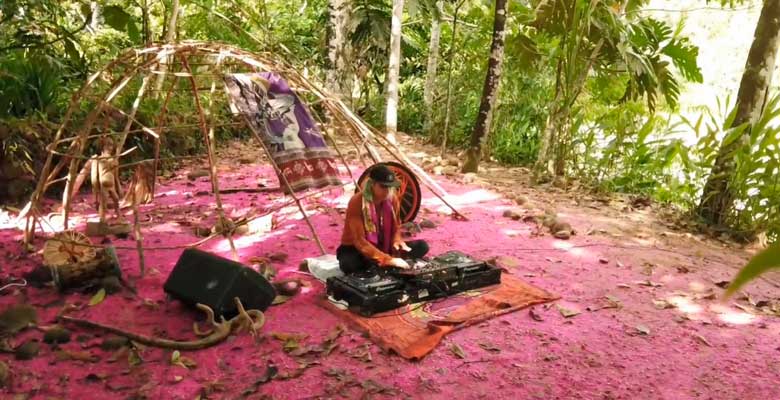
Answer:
[
  {"left": 193, "top": 303, "right": 218, "bottom": 337},
  {"left": 60, "top": 301, "right": 265, "bottom": 351}
]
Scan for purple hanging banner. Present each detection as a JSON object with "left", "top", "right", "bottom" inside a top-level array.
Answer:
[{"left": 225, "top": 73, "right": 342, "bottom": 192}]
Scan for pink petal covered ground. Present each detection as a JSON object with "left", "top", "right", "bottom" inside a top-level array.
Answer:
[{"left": 1, "top": 145, "right": 779, "bottom": 400}]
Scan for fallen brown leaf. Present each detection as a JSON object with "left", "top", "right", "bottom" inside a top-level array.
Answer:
[
  {"left": 478, "top": 343, "right": 501, "bottom": 353},
  {"left": 450, "top": 343, "right": 466, "bottom": 359},
  {"left": 694, "top": 334, "right": 712, "bottom": 347},
  {"left": 54, "top": 350, "right": 100, "bottom": 363},
  {"left": 557, "top": 304, "right": 580, "bottom": 318},
  {"left": 529, "top": 307, "right": 543, "bottom": 322},
  {"left": 652, "top": 299, "right": 675, "bottom": 310}
]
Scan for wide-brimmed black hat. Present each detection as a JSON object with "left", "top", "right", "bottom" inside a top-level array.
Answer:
[{"left": 368, "top": 163, "right": 401, "bottom": 188}]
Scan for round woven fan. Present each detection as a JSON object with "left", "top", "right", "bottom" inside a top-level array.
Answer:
[
  {"left": 356, "top": 161, "right": 422, "bottom": 223},
  {"left": 43, "top": 231, "right": 97, "bottom": 267}
]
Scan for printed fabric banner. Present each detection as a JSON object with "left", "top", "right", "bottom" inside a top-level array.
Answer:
[{"left": 224, "top": 72, "right": 342, "bottom": 192}]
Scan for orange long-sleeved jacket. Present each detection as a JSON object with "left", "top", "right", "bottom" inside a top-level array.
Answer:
[{"left": 340, "top": 193, "right": 403, "bottom": 266}]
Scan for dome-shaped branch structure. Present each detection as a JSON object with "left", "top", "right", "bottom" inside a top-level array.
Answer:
[{"left": 20, "top": 41, "right": 463, "bottom": 275}]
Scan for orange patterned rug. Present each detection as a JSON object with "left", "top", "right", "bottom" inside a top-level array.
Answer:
[{"left": 321, "top": 274, "right": 559, "bottom": 360}]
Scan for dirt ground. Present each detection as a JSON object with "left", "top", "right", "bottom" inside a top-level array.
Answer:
[{"left": 0, "top": 136, "right": 778, "bottom": 400}]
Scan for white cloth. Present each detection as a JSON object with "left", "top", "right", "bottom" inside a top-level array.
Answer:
[{"left": 301, "top": 254, "right": 343, "bottom": 282}]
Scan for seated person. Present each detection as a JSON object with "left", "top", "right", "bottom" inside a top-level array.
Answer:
[{"left": 338, "top": 163, "right": 429, "bottom": 274}]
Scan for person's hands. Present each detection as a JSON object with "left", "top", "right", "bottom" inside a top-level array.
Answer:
[
  {"left": 388, "top": 257, "right": 410, "bottom": 269},
  {"left": 393, "top": 241, "right": 412, "bottom": 253}
]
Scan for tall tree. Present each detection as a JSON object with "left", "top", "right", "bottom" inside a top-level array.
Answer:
[
  {"left": 153, "top": 0, "right": 180, "bottom": 96},
  {"left": 327, "top": 0, "right": 352, "bottom": 99},
  {"left": 163, "top": 0, "right": 180, "bottom": 45},
  {"left": 461, "top": 0, "right": 508, "bottom": 173},
  {"left": 697, "top": 0, "right": 780, "bottom": 226},
  {"left": 423, "top": 0, "right": 443, "bottom": 136},
  {"left": 385, "top": 0, "right": 404, "bottom": 143},
  {"left": 90, "top": 2, "right": 102, "bottom": 33}
]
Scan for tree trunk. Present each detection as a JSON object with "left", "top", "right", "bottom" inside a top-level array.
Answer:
[
  {"left": 326, "top": 0, "right": 352, "bottom": 99},
  {"left": 552, "top": 39, "right": 603, "bottom": 177},
  {"left": 534, "top": 33, "right": 603, "bottom": 181},
  {"left": 534, "top": 105, "right": 562, "bottom": 179},
  {"left": 164, "top": 0, "right": 180, "bottom": 44},
  {"left": 441, "top": 0, "right": 464, "bottom": 156},
  {"left": 153, "top": 0, "right": 180, "bottom": 96},
  {"left": 697, "top": 0, "right": 780, "bottom": 225},
  {"left": 385, "top": 0, "right": 405, "bottom": 144},
  {"left": 423, "top": 0, "right": 443, "bottom": 136},
  {"left": 461, "top": 0, "right": 508, "bottom": 173},
  {"left": 89, "top": 2, "right": 101, "bottom": 33},
  {"left": 141, "top": 0, "right": 151, "bottom": 46}
]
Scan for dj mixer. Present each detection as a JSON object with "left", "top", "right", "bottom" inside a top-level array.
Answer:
[{"left": 326, "top": 251, "right": 501, "bottom": 316}]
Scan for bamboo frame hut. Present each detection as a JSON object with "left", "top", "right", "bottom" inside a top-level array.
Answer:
[{"left": 19, "top": 41, "right": 463, "bottom": 275}]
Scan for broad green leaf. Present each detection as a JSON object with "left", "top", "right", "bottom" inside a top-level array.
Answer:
[
  {"left": 663, "top": 38, "right": 703, "bottom": 83},
  {"left": 724, "top": 105, "right": 740, "bottom": 130},
  {"left": 724, "top": 243, "right": 780, "bottom": 298},
  {"left": 170, "top": 350, "right": 197, "bottom": 369},
  {"left": 63, "top": 38, "right": 82, "bottom": 67},
  {"left": 80, "top": 3, "right": 92, "bottom": 20},
  {"left": 103, "top": 6, "right": 131, "bottom": 32},
  {"left": 89, "top": 288, "right": 106, "bottom": 306},
  {"left": 721, "top": 123, "right": 749, "bottom": 148},
  {"left": 693, "top": 113, "right": 704, "bottom": 136},
  {"left": 127, "top": 22, "right": 141, "bottom": 43}
]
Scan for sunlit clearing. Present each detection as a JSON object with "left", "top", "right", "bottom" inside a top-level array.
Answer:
[
  {"left": 550, "top": 240, "right": 588, "bottom": 257},
  {"left": 213, "top": 227, "right": 291, "bottom": 252},
  {"left": 158, "top": 190, "right": 180, "bottom": 197},
  {"left": 632, "top": 237, "right": 656, "bottom": 247},
  {"left": 147, "top": 222, "right": 183, "bottom": 233},
  {"left": 282, "top": 208, "right": 325, "bottom": 222},
  {"left": 229, "top": 207, "right": 256, "bottom": 217},
  {"left": 502, "top": 229, "right": 524, "bottom": 237},
  {"left": 423, "top": 189, "right": 500, "bottom": 207},
  {"left": 668, "top": 295, "right": 702, "bottom": 314},
  {"left": 688, "top": 281, "right": 709, "bottom": 292},
  {"left": 710, "top": 304, "right": 757, "bottom": 325}
]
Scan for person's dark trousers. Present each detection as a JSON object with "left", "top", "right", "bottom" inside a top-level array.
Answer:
[{"left": 337, "top": 240, "right": 429, "bottom": 274}]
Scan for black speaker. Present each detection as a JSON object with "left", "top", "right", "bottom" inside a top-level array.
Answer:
[{"left": 163, "top": 248, "right": 276, "bottom": 317}]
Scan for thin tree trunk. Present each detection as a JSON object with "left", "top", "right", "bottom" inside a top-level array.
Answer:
[
  {"left": 164, "top": 0, "right": 180, "bottom": 45},
  {"left": 553, "top": 39, "right": 603, "bottom": 177},
  {"left": 153, "top": 0, "right": 180, "bottom": 96},
  {"left": 534, "top": 57, "right": 564, "bottom": 179},
  {"left": 423, "top": 0, "right": 443, "bottom": 136},
  {"left": 385, "top": 0, "right": 405, "bottom": 144},
  {"left": 326, "top": 0, "right": 351, "bottom": 99},
  {"left": 461, "top": 0, "right": 508, "bottom": 173},
  {"left": 697, "top": 0, "right": 780, "bottom": 225},
  {"left": 535, "top": 106, "right": 562, "bottom": 179},
  {"left": 141, "top": 0, "right": 151, "bottom": 46},
  {"left": 89, "top": 2, "right": 101, "bottom": 33},
  {"left": 441, "top": 0, "right": 465, "bottom": 155}
]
